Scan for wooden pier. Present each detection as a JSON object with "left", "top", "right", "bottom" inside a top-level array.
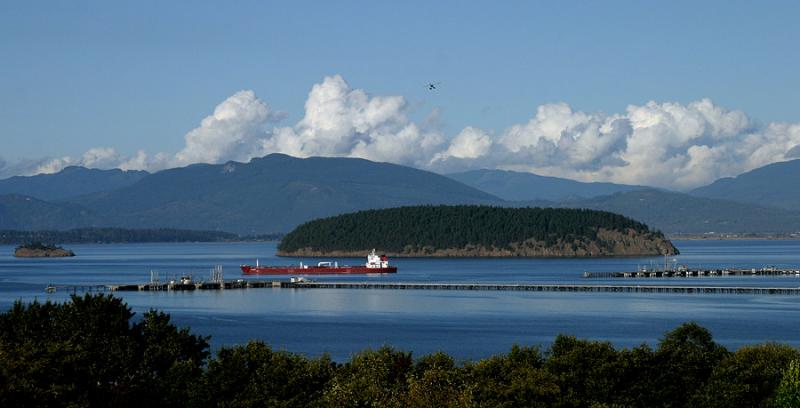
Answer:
[
  {"left": 45, "top": 280, "right": 800, "bottom": 296},
  {"left": 45, "top": 284, "right": 109, "bottom": 294},
  {"left": 108, "top": 279, "right": 283, "bottom": 291},
  {"left": 582, "top": 267, "right": 800, "bottom": 279},
  {"left": 286, "top": 281, "right": 800, "bottom": 296},
  {"left": 46, "top": 279, "right": 283, "bottom": 293}
]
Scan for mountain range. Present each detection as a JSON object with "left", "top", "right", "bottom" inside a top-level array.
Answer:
[
  {"left": 555, "top": 189, "right": 800, "bottom": 234},
  {"left": 0, "top": 166, "right": 147, "bottom": 201},
  {"left": 447, "top": 169, "right": 643, "bottom": 201},
  {"left": 2, "top": 155, "right": 800, "bottom": 235},
  {"left": 0, "top": 154, "right": 498, "bottom": 234},
  {"left": 690, "top": 159, "right": 800, "bottom": 212}
]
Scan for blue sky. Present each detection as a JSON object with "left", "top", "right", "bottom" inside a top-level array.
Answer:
[{"left": 1, "top": 1, "right": 799, "bottom": 188}]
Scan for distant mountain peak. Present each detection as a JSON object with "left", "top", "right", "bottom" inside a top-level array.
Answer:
[
  {"left": 0, "top": 166, "right": 149, "bottom": 201},
  {"left": 447, "top": 168, "right": 645, "bottom": 202},
  {"left": 690, "top": 159, "right": 800, "bottom": 212}
]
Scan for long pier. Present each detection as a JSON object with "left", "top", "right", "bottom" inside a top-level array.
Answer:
[
  {"left": 45, "top": 280, "right": 800, "bottom": 296},
  {"left": 287, "top": 282, "right": 800, "bottom": 295},
  {"left": 583, "top": 267, "right": 800, "bottom": 279},
  {"left": 108, "top": 280, "right": 281, "bottom": 291}
]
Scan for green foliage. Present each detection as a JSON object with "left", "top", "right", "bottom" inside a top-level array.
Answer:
[
  {"left": 544, "top": 335, "right": 625, "bottom": 407},
  {"left": 197, "top": 341, "right": 334, "bottom": 407},
  {"left": 405, "top": 352, "right": 472, "bottom": 408},
  {"left": 690, "top": 343, "right": 800, "bottom": 408},
  {"left": 2, "top": 297, "right": 798, "bottom": 407},
  {"left": 323, "top": 346, "right": 413, "bottom": 407},
  {"left": 279, "top": 205, "right": 665, "bottom": 254},
  {"left": 0, "top": 294, "right": 209, "bottom": 407},
  {"left": 647, "top": 322, "right": 730, "bottom": 408},
  {"left": 15, "top": 241, "right": 61, "bottom": 251},
  {"left": 465, "top": 345, "right": 559, "bottom": 407},
  {"left": 775, "top": 359, "right": 800, "bottom": 408},
  {"left": 612, "top": 344, "right": 657, "bottom": 407}
]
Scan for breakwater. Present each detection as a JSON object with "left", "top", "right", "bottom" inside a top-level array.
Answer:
[{"left": 45, "top": 280, "right": 800, "bottom": 296}]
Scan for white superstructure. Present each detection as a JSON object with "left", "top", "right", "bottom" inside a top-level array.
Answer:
[{"left": 366, "top": 249, "right": 389, "bottom": 269}]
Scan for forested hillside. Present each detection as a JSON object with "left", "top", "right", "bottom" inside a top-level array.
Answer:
[
  {"left": 562, "top": 189, "right": 800, "bottom": 234},
  {"left": 690, "top": 159, "right": 800, "bottom": 212},
  {"left": 448, "top": 169, "right": 642, "bottom": 201},
  {"left": 62, "top": 154, "right": 500, "bottom": 234},
  {"left": 3, "top": 155, "right": 800, "bottom": 235},
  {"left": 0, "top": 166, "right": 147, "bottom": 201},
  {"left": 278, "top": 205, "right": 677, "bottom": 257},
  {"left": 0, "top": 227, "right": 251, "bottom": 245}
]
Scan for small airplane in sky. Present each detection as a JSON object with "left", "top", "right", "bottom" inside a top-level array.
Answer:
[{"left": 426, "top": 82, "right": 441, "bottom": 90}]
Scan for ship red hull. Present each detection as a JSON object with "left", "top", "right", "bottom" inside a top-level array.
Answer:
[{"left": 240, "top": 265, "right": 397, "bottom": 275}]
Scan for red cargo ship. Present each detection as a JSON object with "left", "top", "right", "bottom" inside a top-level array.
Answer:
[{"left": 240, "top": 249, "right": 397, "bottom": 275}]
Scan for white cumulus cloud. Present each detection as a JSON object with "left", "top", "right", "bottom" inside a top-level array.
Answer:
[
  {"left": 430, "top": 98, "right": 800, "bottom": 190},
  {"left": 81, "top": 147, "right": 120, "bottom": 168},
  {"left": 263, "top": 75, "right": 443, "bottom": 166},
  {"left": 174, "top": 90, "right": 276, "bottom": 166},
  {"left": 6, "top": 75, "right": 800, "bottom": 192},
  {"left": 431, "top": 127, "right": 493, "bottom": 163}
]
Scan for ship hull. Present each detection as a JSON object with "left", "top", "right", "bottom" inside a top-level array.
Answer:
[{"left": 240, "top": 265, "right": 397, "bottom": 275}]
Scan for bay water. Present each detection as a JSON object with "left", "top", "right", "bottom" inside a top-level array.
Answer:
[{"left": 1, "top": 240, "right": 799, "bottom": 361}]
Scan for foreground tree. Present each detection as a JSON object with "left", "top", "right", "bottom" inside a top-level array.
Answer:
[
  {"left": 0, "top": 294, "right": 209, "bottom": 408},
  {"left": 466, "top": 344, "right": 560, "bottom": 407},
  {"left": 775, "top": 359, "right": 800, "bottom": 408},
  {"left": 645, "top": 322, "right": 729, "bottom": 408},
  {"left": 405, "top": 352, "right": 472, "bottom": 408},
  {"left": 323, "top": 346, "right": 413, "bottom": 407},
  {"left": 196, "top": 341, "right": 334, "bottom": 407},
  {"left": 690, "top": 343, "right": 799, "bottom": 408},
  {"left": 546, "top": 335, "right": 631, "bottom": 407},
  {"left": 3, "top": 295, "right": 799, "bottom": 408}
]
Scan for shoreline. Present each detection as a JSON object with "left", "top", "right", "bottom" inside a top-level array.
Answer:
[
  {"left": 668, "top": 235, "right": 800, "bottom": 241},
  {"left": 276, "top": 252, "right": 676, "bottom": 259}
]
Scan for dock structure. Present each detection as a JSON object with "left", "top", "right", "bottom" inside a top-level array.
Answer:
[
  {"left": 582, "top": 267, "right": 800, "bottom": 279},
  {"left": 285, "top": 281, "right": 800, "bottom": 296},
  {"left": 44, "top": 280, "right": 800, "bottom": 296},
  {"left": 108, "top": 279, "right": 283, "bottom": 292},
  {"left": 43, "top": 260, "right": 800, "bottom": 297},
  {"left": 45, "top": 284, "right": 109, "bottom": 294}
]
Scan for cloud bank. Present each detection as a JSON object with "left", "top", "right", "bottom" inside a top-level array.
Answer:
[{"left": 8, "top": 75, "right": 800, "bottom": 190}]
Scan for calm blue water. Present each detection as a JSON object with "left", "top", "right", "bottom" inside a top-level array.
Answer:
[{"left": 1, "top": 240, "right": 799, "bottom": 360}]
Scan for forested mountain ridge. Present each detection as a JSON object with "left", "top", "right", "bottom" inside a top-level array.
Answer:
[
  {"left": 0, "top": 194, "right": 100, "bottom": 230},
  {"left": 278, "top": 205, "right": 678, "bottom": 257},
  {"left": 560, "top": 189, "right": 800, "bottom": 234},
  {"left": 0, "top": 166, "right": 148, "bottom": 201},
  {"left": 447, "top": 169, "right": 644, "bottom": 201},
  {"left": 4, "top": 155, "right": 800, "bottom": 235},
  {"left": 64, "top": 154, "right": 501, "bottom": 234},
  {"left": 0, "top": 227, "right": 252, "bottom": 245},
  {"left": 690, "top": 159, "right": 800, "bottom": 212}
]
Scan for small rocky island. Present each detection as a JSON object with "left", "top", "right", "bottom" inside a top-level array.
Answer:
[
  {"left": 14, "top": 242, "right": 76, "bottom": 258},
  {"left": 278, "top": 205, "right": 678, "bottom": 257}
]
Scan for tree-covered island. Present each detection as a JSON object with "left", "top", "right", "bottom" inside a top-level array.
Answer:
[
  {"left": 278, "top": 205, "right": 678, "bottom": 257},
  {"left": 13, "top": 242, "right": 75, "bottom": 258}
]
